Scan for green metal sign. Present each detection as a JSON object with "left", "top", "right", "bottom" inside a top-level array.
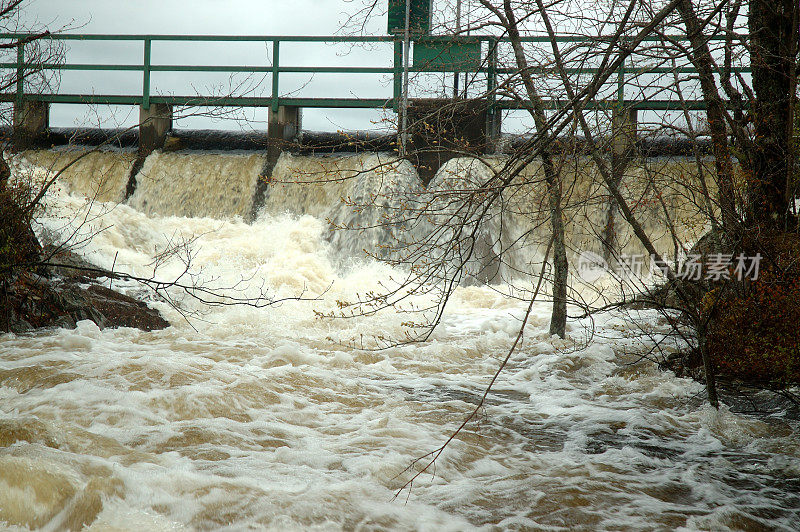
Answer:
[
  {"left": 413, "top": 40, "right": 481, "bottom": 71},
  {"left": 387, "top": 0, "right": 432, "bottom": 35}
]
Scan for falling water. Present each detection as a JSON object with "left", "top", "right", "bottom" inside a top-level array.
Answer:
[
  {"left": 1, "top": 148, "right": 798, "bottom": 531},
  {"left": 21, "top": 148, "right": 135, "bottom": 203},
  {"left": 128, "top": 151, "right": 266, "bottom": 219}
]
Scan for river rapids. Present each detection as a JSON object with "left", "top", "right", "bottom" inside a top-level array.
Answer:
[{"left": 1, "top": 148, "right": 798, "bottom": 531}]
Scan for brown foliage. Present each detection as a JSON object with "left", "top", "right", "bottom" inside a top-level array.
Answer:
[
  {"left": 706, "top": 233, "right": 800, "bottom": 386},
  {"left": 0, "top": 183, "right": 41, "bottom": 278}
]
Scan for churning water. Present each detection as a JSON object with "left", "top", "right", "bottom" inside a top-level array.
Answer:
[{"left": 1, "top": 149, "right": 798, "bottom": 531}]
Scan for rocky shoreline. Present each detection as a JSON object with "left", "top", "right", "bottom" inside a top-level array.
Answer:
[{"left": 2, "top": 248, "right": 169, "bottom": 334}]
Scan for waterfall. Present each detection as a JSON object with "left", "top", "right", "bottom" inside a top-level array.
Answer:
[
  {"left": 127, "top": 151, "right": 266, "bottom": 218},
  {"left": 20, "top": 148, "right": 135, "bottom": 203},
  {"left": 19, "top": 147, "right": 710, "bottom": 282},
  {"left": 4, "top": 147, "right": 796, "bottom": 532}
]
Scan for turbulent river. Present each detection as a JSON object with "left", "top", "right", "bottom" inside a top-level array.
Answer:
[{"left": 1, "top": 148, "right": 799, "bottom": 531}]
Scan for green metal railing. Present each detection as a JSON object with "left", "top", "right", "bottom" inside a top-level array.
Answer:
[{"left": 1, "top": 32, "right": 750, "bottom": 114}]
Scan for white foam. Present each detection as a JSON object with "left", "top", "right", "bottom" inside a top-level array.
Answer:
[{"left": 2, "top": 151, "right": 798, "bottom": 530}]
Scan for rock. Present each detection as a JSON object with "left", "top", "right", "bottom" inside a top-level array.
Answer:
[
  {"left": 85, "top": 285, "right": 168, "bottom": 331},
  {"left": 627, "top": 229, "right": 733, "bottom": 311},
  {"left": 52, "top": 315, "right": 76, "bottom": 330},
  {"left": 41, "top": 245, "right": 108, "bottom": 281},
  {"left": 58, "top": 286, "right": 107, "bottom": 327},
  {"left": 687, "top": 229, "right": 731, "bottom": 258},
  {"left": 1, "top": 199, "right": 169, "bottom": 332},
  {"left": 5, "top": 308, "right": 32, "bottom": 334},
  {"left": 1, "top": 273, "right": 169, "bottom": 333}
]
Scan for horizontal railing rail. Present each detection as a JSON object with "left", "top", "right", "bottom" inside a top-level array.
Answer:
[
  {"left": 0, "top": 32, "right": 747, "bottom": 42},
  {"left": 0, "top": 32, "right": 750, "bottom": 113}
]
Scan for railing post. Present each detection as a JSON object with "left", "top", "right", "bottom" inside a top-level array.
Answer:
[
  {"left": 142, "top": 38, "right": 151, "bottom": 110},
  {"left": 617, "top": 47, "right": 625, "bottom": 107},
  {"left": 613, "top": 38, "right": 635, "bottom": 159},
  {"left": 487, "top": 38, "right": 497, "bottom": 107},
  {"left": 393, "top": 39, "right": 402, "bottom": 112},
  {"left": 485, "top": 37, "right": 500, "bottom": 153},
  {"left": 271, "top": 39, "right": 280, "bottom": 113},
  {"left": 15, "top": 41, "right": 24, "bottom": 106}
]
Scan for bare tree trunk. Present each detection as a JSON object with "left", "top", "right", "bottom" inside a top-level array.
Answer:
[
  {"left": 602, "top": 146, "right": 626, "bottom": 265},
  {"left": 602, "top": 181, "right": 621, "bottom": 264},
  {"left": 748, "top": 0, "right": 797, "bottom": 230},
  {"left": 698, "top": 325, "right": 719, "bottom": 408},
  {"left": 677, "top": 0, "right": 739, "bottom": 233},
  {"left": 487, "top": 0, "right": 568, "bottom": 336},
  {"left": 603, "top": 108, "right": 637, "bottom": 263},
  {"left": 547, "top": 169, "right": 568, "bottom": 337}
]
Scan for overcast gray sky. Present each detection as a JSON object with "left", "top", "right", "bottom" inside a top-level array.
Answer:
[
  {"left": 17, "top": 1, "right": 547, "bottom": 133},
  {"left": 16, "top": 1, "right": 719, "bottom": 136},
  {"left": 25, "top": 1, "right": 368, "bottom": 35},
  {"left": 21, "top": 0, "right": 404, "bottom": 132}
]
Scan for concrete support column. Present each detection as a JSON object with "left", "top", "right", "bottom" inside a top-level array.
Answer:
[
  {"left": 250, "top": 106, "right": 302, "bottom": 221},
  {"left": 265, "top": 105, "right": 302, "bottom": 173},
  {"left": 125, "top": 104, "right": 173, "bottom": 200},
  {"left": 407, "top": 99, "right": 491, "bottom": 184},
  {"left": 268, "top": 105, "right": 302, "bottom": 145},
  {"left": 12, "top": 100, "right": 49, "bottom": 150},
  {"left": 604, "top": 107, "right": 638, "bottom": 262},
  {"left": 611, "top": 107, "right": 637, "bottom": 174},
  {"left": 485, "top": 108, "right": 502, "bottom": 155},
  {"left": 139, "top": 103, "right": 172, "bottom": 152}
]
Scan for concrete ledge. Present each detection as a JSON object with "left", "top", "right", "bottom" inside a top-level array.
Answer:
[{"left": 9, "top": 127, "right": 714, "bottom": 158}]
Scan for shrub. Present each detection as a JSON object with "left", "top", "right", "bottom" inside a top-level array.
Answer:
[
  {"left": 706, "top": 233, "right": 800, "bottom": 386},
  {"left": 0, "top": 185, "right": 40, "bottom": 278}
]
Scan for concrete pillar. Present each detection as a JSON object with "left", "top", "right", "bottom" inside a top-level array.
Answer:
[
  {"left": 265, "top": 105, "right": 302, "bottom": 166},
  {"left": 604, "top": 107, "right": 638, "bottom": 262},
  {"left": 406, "top": 98, "right": 492, "bottom": 184},
  {"left": 12, "top": 100, "right": 49, "bottom": 150},
  {"left": 250, "top": 106, "right": 303, "bottom": 221},
  {"left": 125, "top": 104, "right": 173, "bottom": 201},
  {"left": 139, "top": 103, "right": 172, "bottom": 152},
  {"left": 485, "top": 108, "right": 502, "bottom": 155},
  {"left": 612, "top": 107, "right": 637, "bottom": 174},
  {"left": 268, "top": 105, "right": 302, "bottom": 144}
]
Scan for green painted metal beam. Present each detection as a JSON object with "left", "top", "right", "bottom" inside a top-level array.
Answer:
[
  {"left": 0, "top": 33, "right": 398, "bottom": 42},
  {"left": 15, "top": 42, "right": 23, "bottom": 106},
  {"left": 0, "top": 92, "right": 751, "bottom": 112},
  {"left": 0, "top": 32, "right": 744, "bottom": 43},
  {"left": 0, "top": 93, "right": 394, "bottom": 107},
  {"left": 0, "top": 63, "right": 396, "bottom": 73},
  {"left": 271, "top": 40, "right": 279, "bottom": 112},
  {"left": 0, "top": 63, "right": 750, "bottom": 75},
  {"left": 142, "top": 38, "right": 151, "bottom": 109}
]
